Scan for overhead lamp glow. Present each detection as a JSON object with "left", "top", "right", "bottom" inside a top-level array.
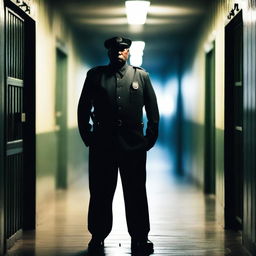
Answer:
[
  {"left": 125, "top": 1, "right": 150, "bottom": 25},
  {"left": 129, "top": 41, "right": 145, "bottom": 67},
  {"left": 130, "top": 41, "right": 145, "bottom": 55}
]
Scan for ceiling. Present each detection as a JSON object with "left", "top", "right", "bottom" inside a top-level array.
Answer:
[{"left": 54, "top": 0, "right": 211, "bottom": 73}]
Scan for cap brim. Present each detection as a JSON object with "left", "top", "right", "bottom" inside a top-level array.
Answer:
[{"left": 104, "top": 37, "right": 132, "bottom": 49}]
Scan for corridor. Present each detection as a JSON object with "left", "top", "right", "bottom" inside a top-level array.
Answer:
[
  {"left": 7, "top": 146, "right": 248, "bottom": 256},
  {"left": 1, "top": 0, "right": 256, "bottom": 255}
]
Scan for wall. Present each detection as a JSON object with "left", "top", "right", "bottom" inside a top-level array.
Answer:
[
  {"left": 34, "top": 0, "right": 88, "bottom": 213},
  {"left": 181, "top": 0, "right": 227, "bottom": 222},
  {"left": 243, "top": 1, "right": 256, "bottom": 253},
  {"left": 0, "top": 0, "right": 89, "bottom": 252},
  {"left": 181, "top": 0, "right": 235, "bottom": 220},
  {"left": 181, "top": 0, "right": 256, "bottom": 253},
  {"left": 150, "top": 53, "right": 180, "bottom": 173}
]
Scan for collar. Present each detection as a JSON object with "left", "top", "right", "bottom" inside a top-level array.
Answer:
[
  {"left": 109, "top": 62, "right": 128, "bottom": 77},
  {"left": 118, "top": 63, "right": 128, "bottom": 78}
]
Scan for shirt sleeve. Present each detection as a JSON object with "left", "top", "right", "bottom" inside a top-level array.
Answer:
[
  {"left": 143, "top": 72, "right": 160, "bottom": 150},
  {"left": 77, "top": 69, "right": 94, "bottom": 146}
]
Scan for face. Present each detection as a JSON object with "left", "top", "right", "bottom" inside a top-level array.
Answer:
[{"left": 108, "top": 47, "right": 130, "bottom": 64}]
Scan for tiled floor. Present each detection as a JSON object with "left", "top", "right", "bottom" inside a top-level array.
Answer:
[{"left": 7, "top": 146, "right": 250, "bottom": 256}]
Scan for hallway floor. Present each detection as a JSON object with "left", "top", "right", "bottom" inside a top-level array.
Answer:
[{"left": 8, "top": 146, "right": 250, "bottom": 256}]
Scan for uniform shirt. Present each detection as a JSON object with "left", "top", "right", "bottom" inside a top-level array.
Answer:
[{"left": 78, "top": 62, "right": 159, "bottom": 151}]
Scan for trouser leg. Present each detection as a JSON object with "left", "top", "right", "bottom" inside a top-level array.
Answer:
[
  {"left": 119, "top": 150, "right": 150, "bottom": 240},
  {"left": 88, "top": 146, "right": 118, "bottom": 239}
]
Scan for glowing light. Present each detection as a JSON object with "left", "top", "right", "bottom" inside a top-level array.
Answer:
[
  {"left": 250, "top": 10, "right": 256, "bottom": 23},
  {"left": 130, "top": 55, "right": 143, "bottom": 66},
  {"left": 129, "top": 41, "right": 145, "bottom": 67},
  {"left": 125, "top": 1, "right": 150, "bottom": 25},
  {"left": 204, "top": 42, "right": 214, "bottom": 53},
  {"left": 149, "top": 77, "right": 178, "bottom": 118}
]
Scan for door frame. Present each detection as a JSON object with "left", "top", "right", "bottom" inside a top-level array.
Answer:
[
  {"left": 0, "top": 0, "right": 5, "bottom": 254},
  {"left": 22, "top": 2, "right": 36, "bottom": 231},
  {"left": 224, "top": 10, "right": 243, "bottom": 230},
  {"left": 204, "top": 41, "right": 216, "bottom": 194},
  {"left": 2, "top": 0, "right": 35, "bottom": 252},
  {"left": 55, "top": 43, "right": 68, "bottom": 189}
]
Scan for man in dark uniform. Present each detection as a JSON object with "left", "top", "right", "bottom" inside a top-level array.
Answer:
[{"left": 77, "top": 36, "right": 159, "bottom": 254}]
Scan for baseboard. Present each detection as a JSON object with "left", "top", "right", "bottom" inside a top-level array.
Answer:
[
  {"left": 6, "top": 229, "right": 23, "bottom": 249},
  {"left": 216, "top": 200, "right": 224, "bottom": 228},
  {"left": 187, "top": 172, "right": 203, "bottom": 190}
]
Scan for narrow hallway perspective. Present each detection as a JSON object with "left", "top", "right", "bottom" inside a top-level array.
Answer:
[
  {"left": 7, "top": 146, "right": 249, "bottom": 256},
  {"left": 2, "top": 1, "right": 256, "bottom": 255}
]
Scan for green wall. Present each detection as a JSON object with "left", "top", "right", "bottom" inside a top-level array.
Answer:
[
  {"left": 36, "top": 128, "right": 88, "bottom": 205},
  {"left": 182, "top": 120, "right": 205, "bottom": 187}
]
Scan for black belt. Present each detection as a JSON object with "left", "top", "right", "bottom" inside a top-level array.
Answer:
[{"left": 94, "top": 120, "right": 144, "bottom": 128}]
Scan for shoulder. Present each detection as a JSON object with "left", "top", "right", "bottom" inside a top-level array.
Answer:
[
  {"left": 131, "top": 65, "right": 149, "bottom": 76},
  {"left": 130, "top": 65, "right": 150, "bottom": 80},
  {"left": 131, "top": 65, "right": 147, "bottom": 73},
  {"left": 87, "top": 65, "right": 108, "bottom": 76}
]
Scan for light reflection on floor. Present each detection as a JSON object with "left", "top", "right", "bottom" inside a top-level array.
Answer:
[{"left": 7, "top": 144, "right": 249, "bottom": 255}]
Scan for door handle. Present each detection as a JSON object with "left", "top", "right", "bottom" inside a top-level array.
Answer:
[
  {"left": 21, "top": 113, "right": 26, "bottom": 123},
  {"left": 235, "top": 126, "right": 242, "bottom": 131}
]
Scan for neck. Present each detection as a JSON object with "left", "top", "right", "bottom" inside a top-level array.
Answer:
[{"left": 110, "top": 61, "right": 126, "bottom": 69}]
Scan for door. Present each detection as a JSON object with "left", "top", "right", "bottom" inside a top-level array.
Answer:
[
  {"left": 224, "top": 11, "right": 243, "bottom": 230},
  {"left": 204, "top": 43, "right": 216, "bottom": 194},
  {"left": 55, "top": 48, "right": 68, "bottom": 189},
  {"left": 4, "top": 0, "right": 35, "bottom": 250},
  {"left": 0, "top": 0, "right": 4, "bottom": 253},
  {"left": 5, "top": 7, "right": 25, "bottom": 248}
]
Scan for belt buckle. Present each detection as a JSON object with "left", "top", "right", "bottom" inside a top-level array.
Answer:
[{"left": 117, "top": 119, "right": 122, "bottom": 127}]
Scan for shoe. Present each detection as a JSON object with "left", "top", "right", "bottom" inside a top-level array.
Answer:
[
  {"left": 131, "top": 239, "right": 154, "bottom": 254},
  {"left": 88, "top": 237, "right": 104, "bottom": 254}
]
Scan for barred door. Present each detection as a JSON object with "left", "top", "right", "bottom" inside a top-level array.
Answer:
[
  {"left": 232, "top": 17, "right": 243, "bottom": 229},
  {"left": 5, "top": 7, "right": 25, "bottom": 247},
  {"left": 224, "top": 11, "right": 243, "bottom": 230}
]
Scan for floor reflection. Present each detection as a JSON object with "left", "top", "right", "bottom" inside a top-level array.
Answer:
[{"left": 7, "top": 144, "right": 248, "bottom": 255}]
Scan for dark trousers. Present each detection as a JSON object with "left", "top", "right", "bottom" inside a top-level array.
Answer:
[{"left": 88, "top": 145, "right": 150, "bottom": 240}]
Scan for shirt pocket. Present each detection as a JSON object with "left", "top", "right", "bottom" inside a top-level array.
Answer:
[{"left": 130, "top": 82, "right": 144, "bottom": 105}]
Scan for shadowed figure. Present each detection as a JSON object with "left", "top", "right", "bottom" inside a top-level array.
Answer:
[{"left": 77, "top": 36, "right": 159, "bottom": 255}]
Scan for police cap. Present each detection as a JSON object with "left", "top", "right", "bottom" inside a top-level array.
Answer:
[{"left": 104, "top": 36, "right": 132, "bottom": 50}]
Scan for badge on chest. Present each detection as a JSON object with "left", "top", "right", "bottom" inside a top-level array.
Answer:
[{"left": 132, "top": 81, "right": 139, "bottom": 90}]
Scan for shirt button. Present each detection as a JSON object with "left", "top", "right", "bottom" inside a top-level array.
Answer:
[
  {"left": 118, "top": 106, "right": 122, "bottom": 110},
  {"left": 118, "top": 96, "right": 121, "bottom": 99}
]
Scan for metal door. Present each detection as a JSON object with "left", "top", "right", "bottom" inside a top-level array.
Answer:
[
  {"left": 55, "top": 48, "right": 68, "bottom": 189},
  {"left": 232, "top": 18, "right": 243, "bottom": 227},
  {"left": 5, "top": 6, "right": 24, "bottom": 248},
  {"left": 224, "top": 11, "right": 243, "bottom": 230},
  {"left": 204, "top": 43, "right": 216, "bottom": 194}
]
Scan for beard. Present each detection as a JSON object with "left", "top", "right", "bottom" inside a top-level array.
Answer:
[{"left": 110, "top": 56, "right": 126, "bottom": 65}]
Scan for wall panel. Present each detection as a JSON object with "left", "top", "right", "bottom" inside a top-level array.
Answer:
[
  {"left": 181, "top": 0, "right": 256, "bottom": 254},
  {"left": 0, "top": 0, "right": 5, "bottom": 254},
  {"left": 34, "top": 0, "right": 88, "bottom": 215},
  {"left": 243, "top": 1, "right": 256, "bottom": 253}
]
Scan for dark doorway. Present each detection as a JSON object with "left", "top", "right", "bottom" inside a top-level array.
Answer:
[
  {"left": 3, "top": 0, "right": 35, "bottom": 251},
  {"left": 204, "top": 42, "right": 216, "bottom": 194},
  {"left": 224, "top": 11, "right": 243, "bottom": 230},
  {"left": 55, "top": 47, "right": 68, "bottom": 189}
]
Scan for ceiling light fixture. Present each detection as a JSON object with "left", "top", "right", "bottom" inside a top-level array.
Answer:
[
  {"left": 125, "top": 1, "right": 150, "bottom": 25},
  {"left": 129, "top": 41, "right": 145, "bottom": 67}
]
